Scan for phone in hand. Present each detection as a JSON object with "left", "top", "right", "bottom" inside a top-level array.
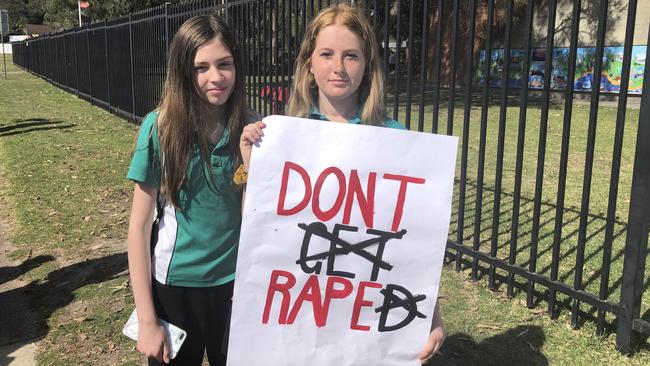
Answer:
[{"left": 122, "top": 309, "right": 187, "bottom": 359}]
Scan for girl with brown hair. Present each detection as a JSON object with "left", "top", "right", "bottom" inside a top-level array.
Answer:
[{"left": 126, "top": 13, "right": 257, "bottom": 365}]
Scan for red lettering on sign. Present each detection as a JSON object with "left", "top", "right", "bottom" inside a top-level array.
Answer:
[
  {"left": 276, "top": 162, "right": 424, "bottom": 231},
  {"left": 342, "top": 170, "right": 376, "bottom": 229},
  {"left": 262, "top": 270, "right": 296, "bottom": 325},
  {"left": 287, "top": 275, "right": 324, "bottom": 325},
  {"left": 312, "top": 167, "right": 346, "bottom": 222},
  {"left": 350, "top": 281, "right": 382, "bottom": 331},
  {"left": 277, "top": 162, "right": 312, "bottom": 216},
  {"left": 383, "top": 174, "right": 426, "bottom": 231},
  {"left": 321, "top": 276, "right": 354, "bottom": 326}
]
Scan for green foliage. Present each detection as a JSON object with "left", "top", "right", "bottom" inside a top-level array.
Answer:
[
  {"left": 83, "top": 0, "right": 171, "bottom": 22},
  {"left": 0, "top": 0, "right": 45, "bottom": 33},
  {"left": 42, "top": 0, "right": 78, "bottom": 31},
  {"left": 0, "top": 0, "right": 183, "bottom": 33}
]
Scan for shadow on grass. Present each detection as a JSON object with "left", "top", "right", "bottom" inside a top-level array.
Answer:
[
  {"left": 442, "top": 253, "right": 624, "bottom": 338},
  {"left": 427, "top": 325, "right": 548, "bottom": 366},
  {"left": 0, "top": 118, "right": 75, "bottom": 137},
  {"left": 0, "top": 254, "right": 54, "bottom": 286},
  {"left": 449, "top": 178, "right": 629, "bottom": 296},
  {"left": 0, "top": 253, "right": 127, "bottom": 358}
]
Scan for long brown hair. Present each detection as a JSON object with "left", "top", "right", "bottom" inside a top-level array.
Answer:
[
  {"left": 156, "top": 14, "right": 246, "bottom": 207},
  {"left": 286, "top": 4, "right": 385, "bottom": 125}
]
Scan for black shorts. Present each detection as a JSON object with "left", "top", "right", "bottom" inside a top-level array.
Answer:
[{"left": 148, "top": 280, "right": 234, "bottom": 366}]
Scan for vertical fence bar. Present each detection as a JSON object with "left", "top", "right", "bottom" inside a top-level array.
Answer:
[
  {"left": 63, "top": 32, "right": 69, "bottom": 88},
  {"left": 251, "top": 1, "right": 257, "bottom": 113},
  {"left": 86, "top": 26, "right": 93, "bottom": 105},
  {"left": 447, "top": 0, "right": 459, "bottom": 138},
  {"left": 616, "top": 23, "right": 650, "bottom": 352},
  {"left": 288, "top": 0, "right": 294, "bottom": 92},
  {"left": 570, "top": 0, "right": 609, "bottom": 325},
  {"left": 165, "top": 3, "right": 171, "bottom": 60},
  {"left": 530, "top": 0, "right": 557, "bottom": 313},
  {"left": 43, "top": 38, "right": 47, "bottom": 80},
  {"left": 460, "top": 0, "right": 477, "bottom": 277},
  {"left": 48, "top": 36, "right": 52, "bottom": 81},
  {"left": 488, "top": 0, "right": 512, "bottom": 290},
  {"left": 404, "top": 0, "right": 415, "bottom": 129},
  {"left": 372, "top": 0, "right": 378, "bottom": 29},
  {"left": 74, "top": 29, "right": 80, "bottom": 97},
  {"left": 255, "top": 2, "right": 260, "bottom": 114},
  {"left": 451, "top": 0, "right": 462, "bottom": 271},
  {"left": 104, "top": 21, "right": 112, "bottom": 109},
  {"left": 548, "top": 0, "right": 581, "bottom": 314},
  {"left": 272, "top": 0, "right": 277, "bottom": 113},
  {"left": 472, "top": 0, "right": 494, "bottom": 281},
  {"left": 53, "top": 34, "right": 57, "bottom": 83},
  {"left": 281, "top": 0, "right": 286, "bottom": 114},
  {"left": 382, "top": 0, "right": 389, "bottom": 82},
  {"left": 129, "top": 14, "right": 137, "bottom": 121},
  {"left": 508, "top": 0, "right": 533, "bottom": 299},
  {"left": 431, "top": 0, "right": 442, "bottom": 134},
  {"left": 265, "top": 0, "right": 271, "bottom": 115},
  {"left": 302, "top": 0, "right": 307, "bottom": 45},
  {"left": 417, "top": 0, "right": 429, "bottom": 132},
  {"left": 392, "top": 0, "right": 401, "bottom": 121},
  {"left": 599, "top": 0, "right": 638, "bottom": 335},
  {"left": 247, "top": 3, "right": 252, "bottom": 110}
]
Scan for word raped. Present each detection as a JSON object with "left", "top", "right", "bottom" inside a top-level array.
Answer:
[{"left": 262, "top": 162, "right": 429, "bottom": 332}]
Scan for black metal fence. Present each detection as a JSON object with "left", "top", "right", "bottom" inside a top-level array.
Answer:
[{"left": 11, "top": 0, "right": 650, "bottom": 352}]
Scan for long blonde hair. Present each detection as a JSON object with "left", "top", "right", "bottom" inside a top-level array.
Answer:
[
  {"left": 286, "top": 4, "right": 385, "bottom": 125},
  {"left": 156, "top": 14, "right": 246, "bottom": 208}
]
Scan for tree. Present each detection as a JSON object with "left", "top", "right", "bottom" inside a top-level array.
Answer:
[
  {"left": 0, "top": 0, "right": 45, "bottom": 34},
  {"left": 19, "top": 0, "right": 184, "bottom": 32}
]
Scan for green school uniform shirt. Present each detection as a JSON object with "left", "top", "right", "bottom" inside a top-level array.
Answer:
[
  {"left": 127, "top": 111, "right": 242, "bottom": 287},
  {"left": 308, "top": 105, "right": 407, "bottom": 129}
]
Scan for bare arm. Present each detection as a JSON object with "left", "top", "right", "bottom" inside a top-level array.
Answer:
[
  {"left": 417, "top": 301, "right": 445, "bottom": 364},
  {"left": 127, "top": 182, "right": 170, "bottom": 363},
  {"left": 239, "top": 121, "right": 266, "bottom": 212}
]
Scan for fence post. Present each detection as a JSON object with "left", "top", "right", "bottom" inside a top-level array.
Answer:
[
  {"left": 63, "top": 32, "right": 69, "bottom": 88},
  {"left": 87, "top": 25, "right": 93, "bottom": 105},
  {"left": 104, "top": 20, "right": 111, "bottom": 109},
  {"left": 165, "top": 3, "right": 170, "bottom": 56},
  {"left": 74, "top": 28, "right": 80, "bottom": 97},
  {"left": 129, "top": 13, "right": 137, "bottom": 121},
  {"left": 616, "top": 25, "right": 650, "bottom": 352}
]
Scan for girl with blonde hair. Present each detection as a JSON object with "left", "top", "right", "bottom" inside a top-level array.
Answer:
[
  {"left": 240, "top": 4, "right": 445, "bottom": 364},
  {"left": 127, "top": 13, "right": 257, "bottom": 365}
]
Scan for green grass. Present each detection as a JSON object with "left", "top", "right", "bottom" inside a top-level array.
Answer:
[
  {"left": 0, "top": 55, "right": 139, "bottom": 365},
  {"left": 383, "top": 89, "right": 644, "bottom": 325},
  {"left": 1, "top": 55, "right": 649, "bottom": 364}
]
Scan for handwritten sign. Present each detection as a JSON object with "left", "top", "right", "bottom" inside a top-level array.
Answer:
[{"left": 227, "top": 116, "right": 458, "bottom": 366}]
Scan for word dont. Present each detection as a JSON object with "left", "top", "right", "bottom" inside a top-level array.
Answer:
[{"left": 276, "top": 161, "right": 425, "bottom": 231}]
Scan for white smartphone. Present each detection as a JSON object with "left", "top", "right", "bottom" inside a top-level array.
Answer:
[{"left": 122, "top": 309, "right": 187, "bottom": 359}]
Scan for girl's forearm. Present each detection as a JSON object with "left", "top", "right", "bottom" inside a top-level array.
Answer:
[
  {"left": 127, "top": 183, "right": 159, "bottom": 325},
  {"left": 128, "top": 228, "right": 157, "bottom": 325},
  {"left": 432, "top": 301, "right": 443, "bottom": 328}
]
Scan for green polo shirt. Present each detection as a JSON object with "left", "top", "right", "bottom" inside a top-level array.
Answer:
[
  {"left": 127, "top": 111, "right": 241, "bottom": 287},
  {"left": 308, "top": 105, "right": 407, "bottom": 130}
]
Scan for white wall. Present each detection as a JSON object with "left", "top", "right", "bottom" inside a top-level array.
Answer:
[{"left": 0, "top": 43, "right": 12, "bottom": 54}]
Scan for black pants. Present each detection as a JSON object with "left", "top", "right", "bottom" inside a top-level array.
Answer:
[{"left": 148, "top": 280, "right": 234, "bottom": 366}]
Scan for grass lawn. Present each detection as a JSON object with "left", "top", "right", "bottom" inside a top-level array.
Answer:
[{"left": 1, "top": 55, "right": 649, "bottom": 365}]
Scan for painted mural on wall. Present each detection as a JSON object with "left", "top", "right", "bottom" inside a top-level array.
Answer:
[{"left": 478, "top": 45, "right": 646, "bottom": 94}]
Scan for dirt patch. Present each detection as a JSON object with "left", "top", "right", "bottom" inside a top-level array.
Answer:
[{"left": 0, "top": 213, "right": 38, "bottom": 366}]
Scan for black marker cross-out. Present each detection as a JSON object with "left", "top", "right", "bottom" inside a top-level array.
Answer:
[{"left": 296, "top": 222, "right": 406, "bottom": 281}]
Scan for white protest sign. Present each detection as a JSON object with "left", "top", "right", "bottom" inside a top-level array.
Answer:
[{"left": 227, "top": 116, "right": 458, "bottom": 366}]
